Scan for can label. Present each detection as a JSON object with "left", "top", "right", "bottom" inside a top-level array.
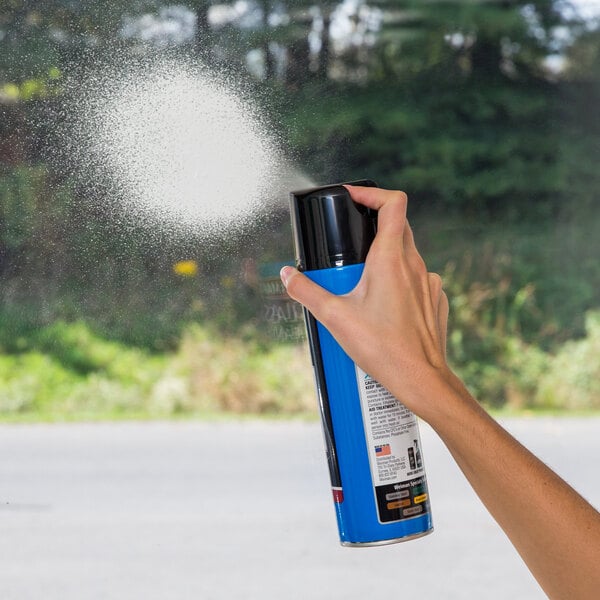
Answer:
[{"left": 355, "top": 366, "right": 430, "bottom": 524}]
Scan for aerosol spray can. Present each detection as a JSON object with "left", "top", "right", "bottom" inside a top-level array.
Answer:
[{"left": 290, "top": 181, "right": 433, "bottom": 546}]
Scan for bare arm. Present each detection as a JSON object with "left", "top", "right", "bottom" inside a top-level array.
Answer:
[
  {"left": 281, "top": 185, "right": 600, "bottom": 600},
  {"left": 424, "top": 370, "right": 600, "bottom": 600}
]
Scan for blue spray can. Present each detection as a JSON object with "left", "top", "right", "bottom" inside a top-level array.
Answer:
[{"left": 290, "top": 181, "right": 433, "bottom": 546}]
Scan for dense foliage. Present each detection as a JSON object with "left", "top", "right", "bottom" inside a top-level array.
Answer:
[{"left": 1, "top": 0, "right": 599, "bottom": 416}]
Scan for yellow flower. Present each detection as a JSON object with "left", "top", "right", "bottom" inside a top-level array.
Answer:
[
  {"left": 173, "top": 260, "right": 198, "bottom": 277},
  {"left": 2, "top": 83, "right": 20, "bottom": 100}
]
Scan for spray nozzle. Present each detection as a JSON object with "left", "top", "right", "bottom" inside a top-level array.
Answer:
[{"left": 290, "top": 180, "right": 378, "bottom": 271}]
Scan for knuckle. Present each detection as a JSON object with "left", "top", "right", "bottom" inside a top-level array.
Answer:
[
  {"left": 393, "top": 190, "right": 408, "bottom": 208},
  {"left": 429, "top": 272, "right": 443, "bottom": 288},
  {"left": 429, "top": 273, "right": 445, "bottom": 301}
]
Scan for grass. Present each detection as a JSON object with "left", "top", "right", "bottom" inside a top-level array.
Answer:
[{"left": 1, "top": 312, "right": 599, "bottom": 423}]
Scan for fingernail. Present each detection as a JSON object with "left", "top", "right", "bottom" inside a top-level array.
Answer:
[{"left": 280, "top": 265, "right": 296, "bottom": 288}]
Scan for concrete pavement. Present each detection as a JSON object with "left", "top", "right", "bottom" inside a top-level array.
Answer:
[{"left": 1, "top": 417, "right": 598, "bottom": 599}]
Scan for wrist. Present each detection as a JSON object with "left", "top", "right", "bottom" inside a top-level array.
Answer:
[{"left": 393, "top": 364, "right": 483, "bottom": 430}]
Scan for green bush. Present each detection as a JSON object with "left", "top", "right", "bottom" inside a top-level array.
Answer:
[
  {"left": 0, "top": 352, "right": 76, "bottom": 413},
  {"left": 443, "top": 249, "right": 543, "bottom": 407},
  {"left": 33, "top": 321, "right": 160, "bottom": 380},
  {"left": 535, "top": 312, "right": 600, "bottom": 410},
  {"left": 174, "top": 324, "right": 314, "bottom": 415},
  {"left": 0, "top": 320, "right": 317, "bottom": 420},
  {"left": 448, "top": 305, "right": 600, "bottom": 411},
  {"left": 2, "top": 300, "right": 600, "bottom": 420},
  {"left": 0, "top": 320, "right": 168, "bottom": 419}
]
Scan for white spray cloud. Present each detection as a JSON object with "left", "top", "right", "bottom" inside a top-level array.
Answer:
[{"left": 81, "top": 61, "right": 285, "bottom": 234}]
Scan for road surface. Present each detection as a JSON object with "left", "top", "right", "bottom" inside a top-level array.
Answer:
[{"left": 1, "top": 417, "right": 598, "bottom": 599}]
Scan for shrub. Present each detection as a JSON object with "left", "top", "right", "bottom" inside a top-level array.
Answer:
[
  {"left": 3, "top": 313, "right": 599, "bottom": 420},
  {"left": 0, "top": 321, "right": 168, "bottom": 419},
  {"left": 175, "top": 324, "right": 315, "bottom": 415},
  {"left": 443, "top": 251, "right": 542, "bottom": 407},
  {"left": 0, "top": 320, "right": 317, "bottom": 420},
  {"left": 0, "top": 352, "right": 76, "bottom": 413},
  {"left": 535, "top": 311, "right": 600, "bottom": 410}
]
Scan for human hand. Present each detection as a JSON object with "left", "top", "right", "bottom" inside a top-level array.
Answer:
[
  {"left": 281, "top": 185, "right": 450, "bottom": 420},
  {"left": 283, "top": 186, "right": 600, "bottom": 600}
]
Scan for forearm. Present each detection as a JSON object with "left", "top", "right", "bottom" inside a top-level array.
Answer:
[{"left": 421, "top": 369, "right": 600, "bottom": 600}]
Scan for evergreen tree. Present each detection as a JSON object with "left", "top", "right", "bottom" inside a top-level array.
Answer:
[{"left": 285, "top": 0, "right": 596, "bottom": 218}]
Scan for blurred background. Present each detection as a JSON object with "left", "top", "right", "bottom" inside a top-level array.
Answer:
[{"left": 1, "top": 0, "right": 599, "bottom": 420}]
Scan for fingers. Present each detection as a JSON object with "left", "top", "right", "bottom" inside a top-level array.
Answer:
[
  {"left": 345, "top": 185, "right": 408, "bottom": 240},
  {"left": 280, "top": 266, "right": 338, "bottom": 326},
  {"left": 344, "top": 185, "right": 407, "bottom": 211}
]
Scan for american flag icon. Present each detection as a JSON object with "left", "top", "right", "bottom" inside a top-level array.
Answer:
[{"left": 375, "top": 444, "right": 391, "bottom": 457}]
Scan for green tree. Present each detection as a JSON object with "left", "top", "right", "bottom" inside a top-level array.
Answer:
[
  {"left": 284, "top": 0, "right": 599, "bottom": 218},
  {"left": 367, "top": 0, "right": 570, "bottom": 82}
]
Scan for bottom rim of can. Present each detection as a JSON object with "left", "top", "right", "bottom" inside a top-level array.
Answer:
[{"left": 340, "top": 527, "right": 433, "bottom": 548}]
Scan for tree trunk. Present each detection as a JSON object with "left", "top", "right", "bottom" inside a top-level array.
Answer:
[
  {"left": 261, "top": 0, "right": 275, "bottom": 80},
  {"left": 195, "top": 1, "right": 212, "bottom": 60},
  {"left": 318, "top": 12, "right": 331, "bottom": 81}
]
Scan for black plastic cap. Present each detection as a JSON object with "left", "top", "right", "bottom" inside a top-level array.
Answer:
[{"left": 290, "top": 180, "right": 378, "bottom": 271}]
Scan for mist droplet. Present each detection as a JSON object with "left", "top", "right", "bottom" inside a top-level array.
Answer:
[{"left": 72, "top": 58, "right": 291, "bottom": 235}]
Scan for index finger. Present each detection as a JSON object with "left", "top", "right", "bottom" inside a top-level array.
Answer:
[{"left": 344, "top": 185, "right": 408, "bottom": 239}]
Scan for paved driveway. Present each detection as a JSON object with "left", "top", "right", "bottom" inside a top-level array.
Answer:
[{"left": 1, "top": 417, "right": 598, "bottom": 599}]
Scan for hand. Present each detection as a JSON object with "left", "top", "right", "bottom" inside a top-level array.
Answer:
[
  {"left": 282, "top": 185, "right": 600, "bottom": 599},
  {"left": 281, "top": 185, "right": 450, "bottom": 420}
]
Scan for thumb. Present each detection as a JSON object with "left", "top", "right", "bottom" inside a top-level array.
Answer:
[{"left": 280, "top": 266, "right": 337, "bottom": 324}]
